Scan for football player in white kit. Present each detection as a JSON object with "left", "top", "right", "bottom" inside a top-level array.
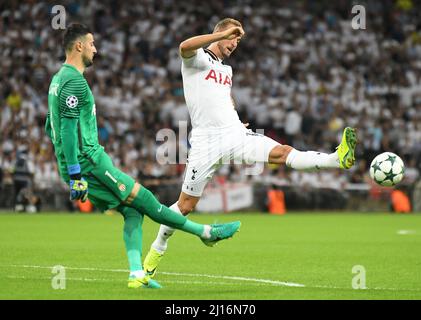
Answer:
[{"left": 144, "top": 18, "right": 357, "bottom": 276}]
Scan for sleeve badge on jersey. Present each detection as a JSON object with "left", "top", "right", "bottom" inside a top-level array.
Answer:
[{"left": 66, "top": 95, "right": 78, "bottom": 108}]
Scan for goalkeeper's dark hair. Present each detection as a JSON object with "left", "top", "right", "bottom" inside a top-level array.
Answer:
[{"left": 63, "top": 23, "right": 91, "bottom": 53}]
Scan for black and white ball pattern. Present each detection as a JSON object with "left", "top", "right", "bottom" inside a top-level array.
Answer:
[
  {"left": 369, "top": 152, "right": 405, "bottom": 187},
  {"left": 66, "top": 95, "right": 78, "bottom": 108}
]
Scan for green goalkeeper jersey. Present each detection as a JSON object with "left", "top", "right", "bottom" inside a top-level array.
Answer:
[{"left": 46, "top": 63, "right": 102, "bottom": 180}]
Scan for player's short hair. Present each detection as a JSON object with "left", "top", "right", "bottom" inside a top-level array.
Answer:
[
  {"left": 63, "top": 23, "right": 91, "bottom": 52},
  {"left": 213, "top": 18, "right": 242, "bottom": 33}
]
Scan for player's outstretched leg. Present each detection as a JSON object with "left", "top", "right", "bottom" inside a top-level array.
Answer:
[
  {"left": 144, "top": 220, "right": 241, "bottom": 277},
  {"left": 126, "top": 183, "right": 241, "bottom": 259},
  {"left": 118, "top": 206, "right": 162, "bottom": 289},
  {"left": 283, "top": 127, "right": 357, "bottom": 170}
]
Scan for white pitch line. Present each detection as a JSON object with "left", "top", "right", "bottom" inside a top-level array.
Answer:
[
  {"left": 4, "top": 264, "right": 305, "bottom": 288},
  {"left": 397, "top": 230, "right": 416, "bottom": 235},
  {"left": 312, "top": 284, "right": 421, "bottom": 292},
  {"left": 159, "top": 271, "right": 305, "bottom": 287},
  {"left": 4, "top": 264, "right": 421, "bottom": 292},
  {"left": 7, "top": 275, "right": 117, "bottom": 283},
  {"left": 5, "top": 275, "right": 278, "bottom": 287}
]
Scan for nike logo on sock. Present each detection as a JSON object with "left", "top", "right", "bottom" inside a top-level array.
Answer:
[{"left": 158, "top": 205, "right": 163, "bottom": 213}]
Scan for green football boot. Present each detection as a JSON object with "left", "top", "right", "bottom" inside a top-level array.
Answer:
[{"left": 201, "top": 221, "right": 241, "bottom": 247}]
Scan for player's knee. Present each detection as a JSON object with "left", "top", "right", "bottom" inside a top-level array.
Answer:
[{"left": 269, "top": 145, "right": 294, "bottom": 164}]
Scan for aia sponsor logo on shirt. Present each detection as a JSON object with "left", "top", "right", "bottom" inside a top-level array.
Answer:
[{"left": 204, "top": 69, "right": 232, "bottom": 87}]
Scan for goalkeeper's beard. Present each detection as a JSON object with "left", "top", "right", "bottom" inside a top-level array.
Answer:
[{"left": 82, "top": 55, "right": 94, "bottom": 68}]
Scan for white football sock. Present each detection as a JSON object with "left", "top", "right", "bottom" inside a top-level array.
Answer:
[
  {"left": 201, "top": 225, "right": 212, "bottom": 239},
  {"left": 151, "top": 202, "right": 181, "bottom": 254},
  {"left": 286, "top": 149, "right": 340, "bottom": 170},
  {"left": 130, "top": 270, "right": 145, "bottom": 278}
]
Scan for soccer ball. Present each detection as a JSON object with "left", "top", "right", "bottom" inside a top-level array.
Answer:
[{"left": 369, "top": 152, "right": 405, "bottom": 187}]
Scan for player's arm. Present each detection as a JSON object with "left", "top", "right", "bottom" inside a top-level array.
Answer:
[
  {"left": 59, "top": 79, "right": 88, "bottom": 202},
  {"left": 45, "top": 112, "right": 52, "bottom": 139},
  {"left": 61, "top": 117, "right": 80, "bottom": 176},
  {"left": 179, "top": 26, "right": 245, "bottom": 58},
  {"left": 231, "top": 92, "right": 236, "bottom": 108}
]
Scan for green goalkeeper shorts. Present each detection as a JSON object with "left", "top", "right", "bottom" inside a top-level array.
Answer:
[{"left": 81, "top": 150, "right": 135, "bottom": 212}]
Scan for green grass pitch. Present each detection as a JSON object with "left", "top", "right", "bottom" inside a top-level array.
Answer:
[{"left": 0, "top": 212, "right": 420, "bottom": 300}]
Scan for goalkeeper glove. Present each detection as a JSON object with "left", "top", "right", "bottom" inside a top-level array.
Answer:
[{"left": 68, "top": 164, "right": 88, "bottom": 202}]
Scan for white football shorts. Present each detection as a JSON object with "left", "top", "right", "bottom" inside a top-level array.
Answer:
[{"left": 181, "top": 123, "right": 280, "bottom": 197}]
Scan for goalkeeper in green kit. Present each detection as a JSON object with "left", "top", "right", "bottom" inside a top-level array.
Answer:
[{"left": 45, "top": 23, "right": 241, "bottom": 289}]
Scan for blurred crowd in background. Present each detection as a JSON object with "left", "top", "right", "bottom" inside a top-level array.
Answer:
[{"left": 1, "top": 0, "right": 420, "bottom": 211}]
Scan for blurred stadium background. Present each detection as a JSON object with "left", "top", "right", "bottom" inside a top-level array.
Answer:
[{"left": 1, "top": 0, "right": 420, "bottom": 215}]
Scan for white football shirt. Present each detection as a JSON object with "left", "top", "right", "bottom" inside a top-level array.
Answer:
[{"left": 181, "top": 48, "right": 241, "bottom": 129}]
